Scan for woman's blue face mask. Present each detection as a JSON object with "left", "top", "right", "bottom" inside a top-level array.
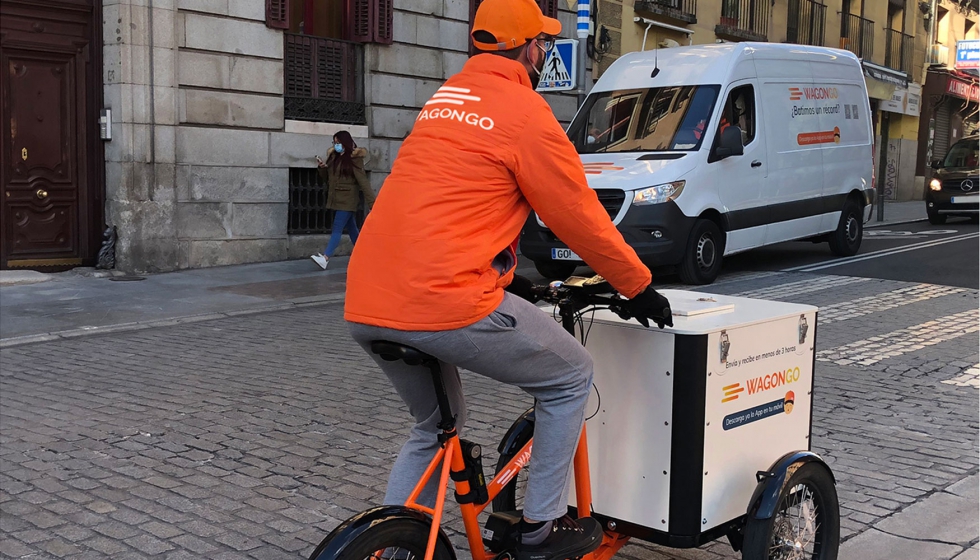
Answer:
[{"left": 334, "top": 143, "right": 344, "bottom": 154}]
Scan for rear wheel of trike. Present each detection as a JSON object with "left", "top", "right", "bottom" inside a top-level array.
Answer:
[
  {"left": 321, "top": 518, "right": 454, "bottom": 560},
  {"left": 742, "top": 463, "right": 840, "bottom": 560}
]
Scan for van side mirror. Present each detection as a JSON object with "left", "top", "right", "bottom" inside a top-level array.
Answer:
[
  {"left": 930, "top": 159, "right": 943, "bottom": 170},
  {"left": 713, "top": 127, "right": 745, "bottom": 161}
]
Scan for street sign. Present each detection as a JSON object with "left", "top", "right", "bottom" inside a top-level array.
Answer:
[
  {"left": 955, "top": 40, "right": 980, "bottom": 71},
  {"left": 537, "top": 39, "right": 577, "bottom": 92}
]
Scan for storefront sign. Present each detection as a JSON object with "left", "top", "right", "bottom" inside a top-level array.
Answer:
[
  {"left": 880, "top": 88, "right": 906, "bottom": 114},
  {"left": 946, "top": 78, "right": 980, "bottom": 102},
  {"left": 955, "top": 40, "right": 980, "bottom": 71},
  {"left": 905, "top": 83, "right": 921, "bottom": 116},
  {"left": 879, "top": 82, "right": 922, "bottom": 116}
]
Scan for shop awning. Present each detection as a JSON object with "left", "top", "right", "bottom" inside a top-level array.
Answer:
[{"left": 862, "top": 61, "right": 909, "bottom": 101}]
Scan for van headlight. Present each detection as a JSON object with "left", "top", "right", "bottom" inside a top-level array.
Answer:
[
  {"left": 632, "top": 181, "right": 685, "bottom": 205},
  {"left": 929, "top": 178, "right": 942, "bottom": 191}
]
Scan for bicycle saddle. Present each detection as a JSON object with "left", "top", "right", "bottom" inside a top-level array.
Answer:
[{"left": 370, "top": 341, "right": 436, "bottom": 364}]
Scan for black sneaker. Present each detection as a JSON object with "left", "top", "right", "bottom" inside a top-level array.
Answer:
[{"left": 515, "top": 515, "right": 603, "bottom": 560}]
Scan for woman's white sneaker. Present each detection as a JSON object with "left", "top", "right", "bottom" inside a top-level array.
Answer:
[{"left": 310, "top": 253, "right": 328, "bottom": 270}]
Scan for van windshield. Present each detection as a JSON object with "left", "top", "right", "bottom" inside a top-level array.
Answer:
[
  {"left": 568, "top": 85, "right": 721, "bottom": 154},
  {"left": 943, "top": 138, "right": 979, "bottom": 170}
]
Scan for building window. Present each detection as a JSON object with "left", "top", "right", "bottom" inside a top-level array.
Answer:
[
  {"left": 839, "top": 13, "right": 873, "bottom": 58},
  {"left": 633, "top": 0, "right": 698, "bottom": 25},
  {"left": 885, "top": 28, "right": 913, "bottom": 73},
  {"left": 786, "top": 0, "right": 826, "bottom": 45},
  {"left": 716, "top": 0, "right": 770, "bottom": 41},
  {"left": 266, "top": 0, "right": 391, "bottom": 43},
  {"left": 268, "top": 0, "right": 388, "bottom": 124},
  {"left": 288, "top": 168, "right": 367, "bottom": 234},
  {"left": 284, "top": 34, "right": 366, "bottom": 123}
]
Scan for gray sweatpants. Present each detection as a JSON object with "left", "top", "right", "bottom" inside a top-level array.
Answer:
[{"left": 347, "top": 293, "right": 593, "bottom": 522}]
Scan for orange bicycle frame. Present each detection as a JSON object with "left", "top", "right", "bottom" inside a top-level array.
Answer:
[{"left": 403, "top": 424, "right": 629, "bottom": 560}]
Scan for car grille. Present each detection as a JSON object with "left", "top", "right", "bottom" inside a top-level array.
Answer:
[
  {"left": 595, "top": 189, "right": 626, "bottom": 220},
  {"left": 943, "top": 178, "right": 979, "bottom": 192}
]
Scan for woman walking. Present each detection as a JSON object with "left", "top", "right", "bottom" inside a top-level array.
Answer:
[{"left": 311, "top": 131, "right": 375, "bottom": 270}]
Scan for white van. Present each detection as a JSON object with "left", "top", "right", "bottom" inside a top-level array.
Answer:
[{"left": 521, "top": 42, "right": 875, "bottom": 284}]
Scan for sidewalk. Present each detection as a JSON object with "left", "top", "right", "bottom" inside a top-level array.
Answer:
[
  {"left": 0, "top": 258, "right": 353, "bottom": 345},
  {"left": 840, "top": 473, "right": 979, "bottom": 560},
  {"left": 866, "top": 199, "right": 928, "bottom": 228},
  {"left": 0, "top": 200, "right": 927, "bottom": 346}
]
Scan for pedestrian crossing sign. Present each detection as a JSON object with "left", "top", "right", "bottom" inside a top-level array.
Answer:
[{"left": 537, "top": 39, "right": 578, "bottom": 92}]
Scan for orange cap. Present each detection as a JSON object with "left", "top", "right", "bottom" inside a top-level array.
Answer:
[
  {"left": 472, "top": 0, "right": 562, "bottom": 51},
  {"left": 785, "top": 391, "right": 795, "bottom": 404}
]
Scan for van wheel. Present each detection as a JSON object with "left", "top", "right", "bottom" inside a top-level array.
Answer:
[
  {"left": 828, "top": 200, "right": 862, "bottom": 257},
  {"left": 679, "top": 219, "right": 724, "bottom": 285},
  {"left": 927, "top": 209, "right": 947, "bottom": 225},
  {"left": 533, "top": 260, "right": 578, "bottom": 280}
]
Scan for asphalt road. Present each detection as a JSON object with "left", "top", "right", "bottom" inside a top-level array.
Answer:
[{"left": 522, "top": 218, "right": 980, "bottom": 289}]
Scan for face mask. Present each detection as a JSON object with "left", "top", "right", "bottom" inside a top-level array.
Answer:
[
  {"left": 527, "top": 42, "right": 547, "bottom": 89},
  {"left": 586, "top": 135, "right": 597, "bottom": 145},
  {"left": 334, "top": 143, "right": 344, "bottom": 154}
]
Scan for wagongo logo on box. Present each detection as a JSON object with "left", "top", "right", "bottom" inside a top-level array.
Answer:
[{"left": 722, "top": 366, "right": 801, "bottom": 403}]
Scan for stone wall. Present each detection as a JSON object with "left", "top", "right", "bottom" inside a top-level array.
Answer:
[{"left": 104, "top": 0, "right": 587, "bottom": 272}]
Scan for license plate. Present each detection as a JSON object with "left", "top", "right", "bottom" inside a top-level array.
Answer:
[
  {"left": 950, "top": 196, "right": 978, "bottom": 204},
  {"left": 551, "top": 248, "right": 581, "bottom": 261}
]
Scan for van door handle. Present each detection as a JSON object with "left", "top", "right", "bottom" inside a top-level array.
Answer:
[{"left": 751, "top": 160, "right": 763, "bottom": 168}]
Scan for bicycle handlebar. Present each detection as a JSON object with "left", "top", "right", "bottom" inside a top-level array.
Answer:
[{"left": 530, "top": 277, "right": 643, "bottom": 328}]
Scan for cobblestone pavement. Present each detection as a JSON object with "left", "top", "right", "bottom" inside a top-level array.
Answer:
[{"left": 1, "top": 270, "right": 977, "bottom": 560}]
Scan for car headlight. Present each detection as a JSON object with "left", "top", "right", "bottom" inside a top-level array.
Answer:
[
  {"left": 929, "top": 178, "right": 942, "bottom": 191},
  {"left": 632, "top": 181, "right": 685, "bottom": 205}
]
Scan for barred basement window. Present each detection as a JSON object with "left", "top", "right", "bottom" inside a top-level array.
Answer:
[
  {"left": 288, "top": 168, "right": 368, "bottom": 235},
  {"left": 289, "top": 168, "right": 330, "bottom": 234}
]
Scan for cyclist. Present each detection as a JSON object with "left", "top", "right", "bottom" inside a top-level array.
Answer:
[{"left": 344, "top": 0, "right": 672, "bottom": 558}]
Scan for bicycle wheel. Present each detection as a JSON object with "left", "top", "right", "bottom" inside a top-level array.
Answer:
[
  {"left": 742, "top": 463, "right": 840, "bottom": 560},
  {"left": 324, "top": 518, "right": 454, "bottom": 560}
]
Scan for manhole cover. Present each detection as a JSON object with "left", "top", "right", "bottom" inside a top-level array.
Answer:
[{"left": 109, "top": 275, "right": 146, "bottom": 282}]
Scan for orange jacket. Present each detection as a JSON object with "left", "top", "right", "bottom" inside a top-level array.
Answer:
[{"left": 344, "top": 55, "right": 651, "bottom": 331}]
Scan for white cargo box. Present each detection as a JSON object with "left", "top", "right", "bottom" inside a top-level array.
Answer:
[{"left": 568, "top": 289, "right": 817, "bottom": 547}]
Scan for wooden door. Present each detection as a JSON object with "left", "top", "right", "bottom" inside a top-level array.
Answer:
[{"left": 0, "top": 1, "right": 101, "bottom": 269}]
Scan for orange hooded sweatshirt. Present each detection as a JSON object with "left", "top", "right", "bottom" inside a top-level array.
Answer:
[{"left": 344, "top": 55, "right": 651, "bottom": 331}]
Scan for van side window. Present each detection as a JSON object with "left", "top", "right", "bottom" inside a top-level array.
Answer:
[{"left": 718, "top": 85, "right": 755, "bottom": 146}]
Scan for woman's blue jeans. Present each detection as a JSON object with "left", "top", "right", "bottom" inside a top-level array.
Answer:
[{"left": 324, "top": 210, "right": 359, "bottom": 257}]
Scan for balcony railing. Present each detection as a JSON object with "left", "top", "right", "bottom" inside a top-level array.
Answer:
[
  {"left": 787, "top": 0, "right": 826, "bottom": 45},
  {"left": 633, "top": 0, "right": 697, "bottom": 24},
  {"left": 885, "top": 28, "right": 913, "bottom": 74},
  {"left": 716, "top": 0, "right": 770, "bottom": 41},
  {"left": 839, "top": 13, "right": 873, "bottom": 59},
  {"left": 284, "top": 33, "right": 366, "bottom": 124}
]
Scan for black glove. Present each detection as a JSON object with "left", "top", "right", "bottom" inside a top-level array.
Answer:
[
  {"left": 505, "top": 274, "right": 540, "bottom": 304},
  {"left": 626, "top": 287, "right": 673, "bottom": 329}
]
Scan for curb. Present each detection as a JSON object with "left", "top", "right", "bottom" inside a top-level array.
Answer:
[
  {"left": 865, "top": 217, "right": 929, "bottom": 229},
  {"left": 0, "top": 294, "right": 346, "bottom": 349}
]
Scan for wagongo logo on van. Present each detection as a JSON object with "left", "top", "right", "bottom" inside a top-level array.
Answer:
[{"left": 789, "top": 87, "right": 839, "bottom": 101}]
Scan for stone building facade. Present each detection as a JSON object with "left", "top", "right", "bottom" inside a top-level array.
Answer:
[
  {"left": 0, "top": 0, "right": 587, "bottom": 272},
  {"left": 100, "top": 0, "right": 588, "bottom": 272}
]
